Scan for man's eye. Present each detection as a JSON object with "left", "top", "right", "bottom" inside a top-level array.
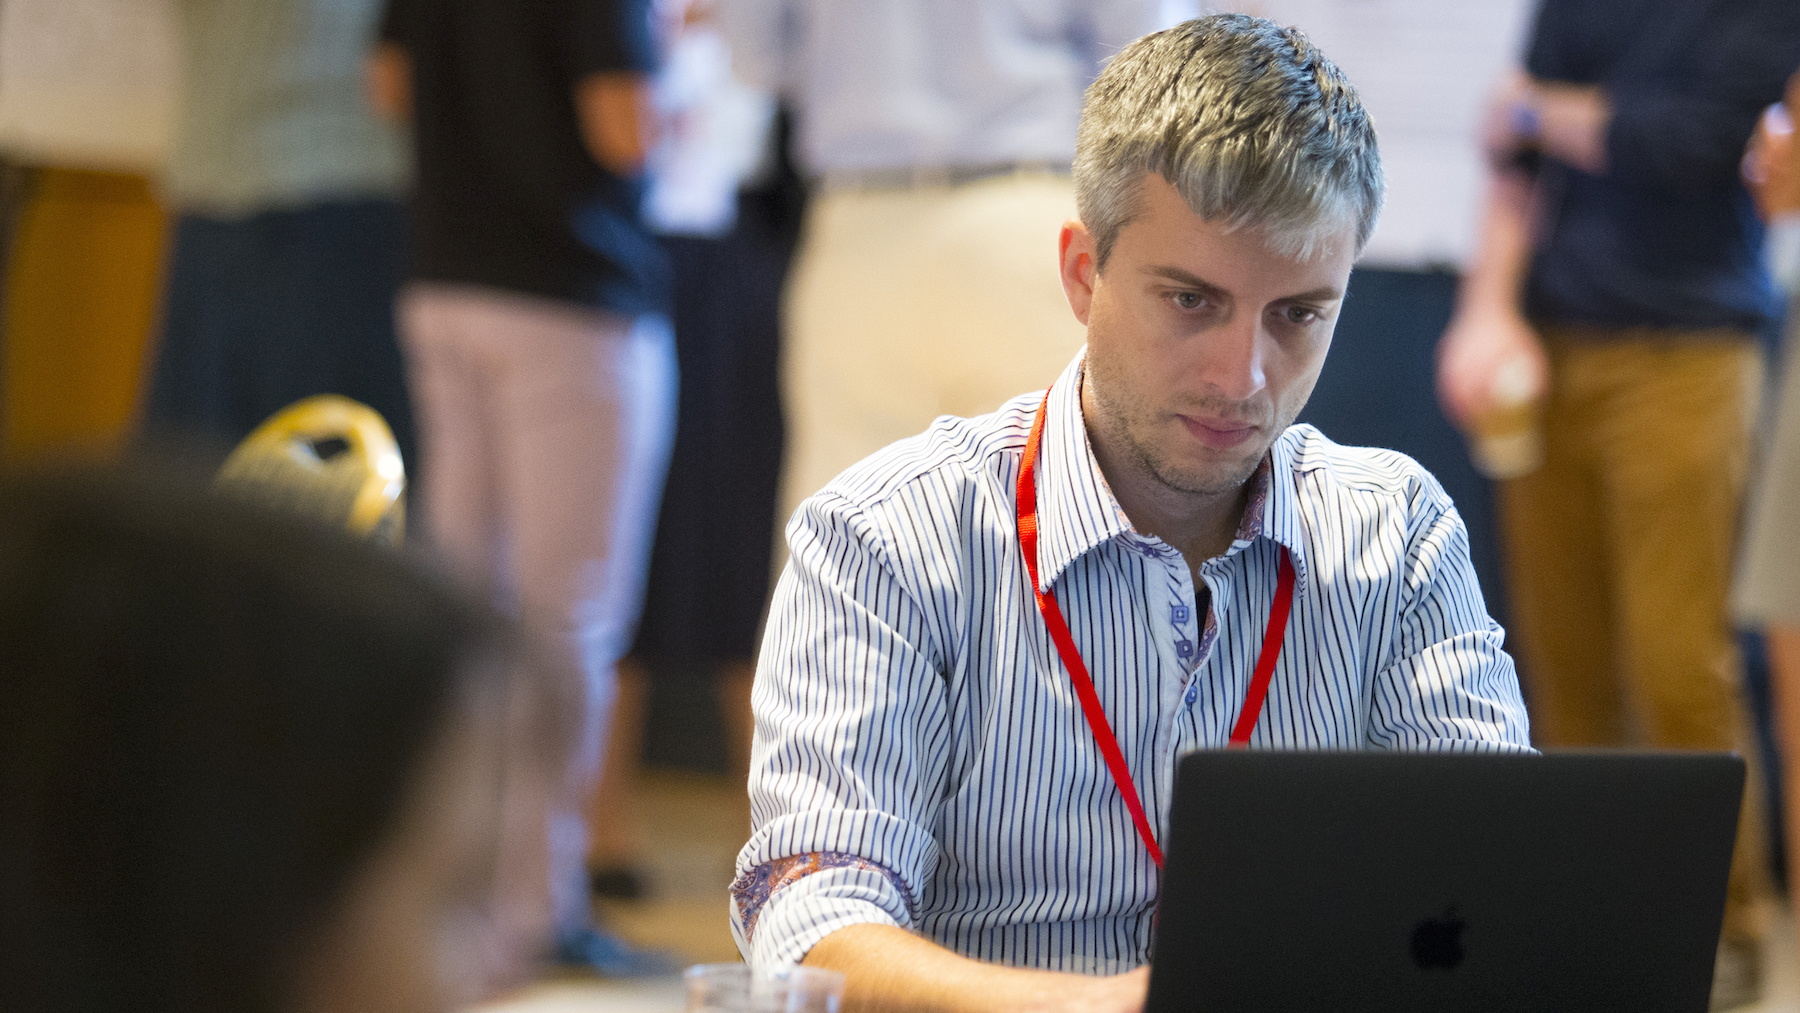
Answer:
[
  {"left": 1283, "top": 305, "right": 1320, "bottom": 324},
  {"left": 1172, "top": 291, "right": 1206, "bottom": 310}
]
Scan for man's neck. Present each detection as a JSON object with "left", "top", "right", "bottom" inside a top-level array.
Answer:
[{"left": 1080, "top": 378, "right": 1253, "bottom": 569}]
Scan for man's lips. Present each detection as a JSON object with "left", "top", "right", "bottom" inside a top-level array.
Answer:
[{"left": 1178, "top": 414, "right": 1259, "bottom": 450}]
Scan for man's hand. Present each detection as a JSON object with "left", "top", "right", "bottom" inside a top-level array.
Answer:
[
  {"left": 1436, "top": 303, "right": 1548, "bottom": 431},
  {"left": 366, "top": 42, "right": 412, "bottom": 123},
  {"left": 1056, "top": 967, "right": 1150, "bottom": 1013},
  {"left": 576, "top": 72, "right": 657, "bottom": 176},
  {"left": 803, "top": 924, "right": 1149, "bottom": 1013},
  {"left": 1744, "top": 71, "right": 1800, "bottom": 221},
  {"left": 1435, "top": 169, "right": 1546, "bottom": 431}
]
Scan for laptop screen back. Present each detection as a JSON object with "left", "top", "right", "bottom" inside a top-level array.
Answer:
[{"left": 1145, "top": 751, "right": 1742, "bottom": 1013}]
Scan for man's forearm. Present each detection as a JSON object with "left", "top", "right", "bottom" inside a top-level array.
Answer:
[
  {"left": 1455, "top": 170, "right": 1535, "bottom": 318},
  {"left": 366, "top": 42, "right": 412, "bottom": 123},
  {"left": 1527, "top": 81, "right": 1610, "bottom": 176},
  {"left": 1435, "top": 169, "right": 1546, "bottom": 428},
  {"left": 803, "top": 924, "right": 1148, "bottom": 1013}
]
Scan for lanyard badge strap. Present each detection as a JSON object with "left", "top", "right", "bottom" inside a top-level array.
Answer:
[{"left": 1015, "top": 387, "right": 1295, "bottom": 870}]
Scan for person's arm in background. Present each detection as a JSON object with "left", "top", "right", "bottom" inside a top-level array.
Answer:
[
  {"left": 576, "top": 74, "right": 656, "bottom": 175},
  {"left": 1495, "top": 70, "right": 1610, "bottom": 175},
  {"left": 1435, "top": 161, "right": 1544, "bottom": 429},
  {"left": 1480, "top": 0, "right": 1618, "bottom": 184},
  {"left": 1489, "top": 0, "right": 1800, "bottom": 195},
  {"left": 1740, "top": 66, "right": 1800, "bottom": 970},
  {"left": 367, "top": 0, "right": 415, "bottom": 123},
  {"left": 567, "top": 0, "right": 660, "bottom": 175},
  {"left": 1432, "top": 0, "right": 1563, "bottom": 428},
  {"left": 1746, "top": 72, "right": 1800, "bottom": 284}
]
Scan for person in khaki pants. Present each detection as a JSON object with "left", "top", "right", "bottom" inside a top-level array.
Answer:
[
  {"left": 1435, "top": 1, "right": 1800, "bottom": 1007},
  {"left": 1504, "top": 330, "right": 1760, "bottom": 751}
]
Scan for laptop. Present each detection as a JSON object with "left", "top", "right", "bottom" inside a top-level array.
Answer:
[{"left": 1144, "top": 750, "right": 1744, "bottom": 1013}]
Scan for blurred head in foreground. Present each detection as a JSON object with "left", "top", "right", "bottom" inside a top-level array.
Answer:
[{"left": 0, "top": 464, "right": 566, "bottom": 1013}]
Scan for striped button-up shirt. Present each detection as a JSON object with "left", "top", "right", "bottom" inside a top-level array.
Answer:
[{"left": 731, "top": 352, "right": 1531, "bottom": 973}]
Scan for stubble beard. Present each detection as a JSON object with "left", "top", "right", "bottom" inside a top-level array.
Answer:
[{"left": 1085, "top": 359, "right": 1278, "bottom": 500}]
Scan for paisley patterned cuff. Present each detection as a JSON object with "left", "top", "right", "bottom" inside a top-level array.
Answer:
[{"left": 729, "top": 851, "right": 914, "bottom": 942}]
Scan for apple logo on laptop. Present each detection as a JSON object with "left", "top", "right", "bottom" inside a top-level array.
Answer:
[{"left": 1410, "top": 906, "right": 1465, "bottom": 970}]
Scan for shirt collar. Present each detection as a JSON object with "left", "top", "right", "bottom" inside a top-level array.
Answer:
[{"left": 1028, "top": 351, "right": 1310, "bottom": 595}]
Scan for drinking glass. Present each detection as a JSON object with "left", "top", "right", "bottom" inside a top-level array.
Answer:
[{"left": 685, "top": 963, "right": 845, "bottom": 1013}]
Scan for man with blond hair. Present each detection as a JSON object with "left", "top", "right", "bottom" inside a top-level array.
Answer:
[{"left": 733, "top": 15, "right": 1531, "bottom": 1012}]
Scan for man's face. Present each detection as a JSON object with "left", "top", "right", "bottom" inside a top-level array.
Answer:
[{"left": 1060, "top": 173, "right": 1358, "bottom": 499}]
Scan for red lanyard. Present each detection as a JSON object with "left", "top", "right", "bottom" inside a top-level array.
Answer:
[{"left": 1015, "top": 387, "right": 1296, "bottom": 869}]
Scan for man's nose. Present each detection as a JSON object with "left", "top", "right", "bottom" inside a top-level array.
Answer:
[{"left": 1195, "top": 314, "right": 1268, "bottom": 403}]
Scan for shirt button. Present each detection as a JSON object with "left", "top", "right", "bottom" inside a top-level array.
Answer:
[
  {"left": 1175, "top": 638, "right": 1195, "bottom": 659},
  {"left": 1185, "top": 683, "right": 1199, "bottom": 705},
  {"left": 1171, "top": 605, "right": 1190, "bottom": 624}
]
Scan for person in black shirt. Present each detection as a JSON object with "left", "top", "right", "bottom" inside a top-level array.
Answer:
[
  {"left": 370, "top": 0, "right": 676, "bottom": 973},
  {"left": 1436, "top": 1, "right": 1800, "bottom": 1006}
]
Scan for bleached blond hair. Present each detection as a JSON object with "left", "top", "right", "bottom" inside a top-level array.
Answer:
[{"left": 1074, "top": 14, "right": 1384, "bottom": 265}]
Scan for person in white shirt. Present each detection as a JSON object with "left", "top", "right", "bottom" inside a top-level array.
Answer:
[
  {"left": 718, "top": 0, "right": 1192, "bottom": 528},
  {"left": 732, "top": 16, "right": 1530, "bottom": 1013}
]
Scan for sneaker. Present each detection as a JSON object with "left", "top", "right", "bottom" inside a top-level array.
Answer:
[{"left": 1710, "top": 937, "right": 1763, "bottom": 1012}]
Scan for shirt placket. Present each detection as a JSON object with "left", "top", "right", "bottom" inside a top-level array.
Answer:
[
  {"left": 1124, "top": 537, "right": 1204, "bottom": 798},
  {"left": 1187, "top": 558, "right": 1241, "bottom": 749}
]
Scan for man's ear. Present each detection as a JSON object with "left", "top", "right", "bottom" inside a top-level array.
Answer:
[{"left": 1059, "top": 219, "right": 1099, "bottom": 326}]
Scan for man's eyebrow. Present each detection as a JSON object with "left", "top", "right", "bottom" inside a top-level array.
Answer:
[
  {"left": 1283, "top": 285, "right": 1345, "bottom": 303},
  {"left": 1142, "top": 265, "right": 1344, "bottom": 304},
  {"left": 1143, "top": 265, "right": 1228, "bottom": 293}
]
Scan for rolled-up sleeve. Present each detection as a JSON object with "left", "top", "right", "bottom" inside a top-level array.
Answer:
[
  {"left": 1368, "top": 497, "right": 1533, "bottom": 752},
  {"left": 730, "top": 491, "right": 953, "bottom": 968}
]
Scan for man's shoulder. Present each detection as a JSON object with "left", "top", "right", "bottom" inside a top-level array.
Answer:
[
  {"left": 808, "top": 392, "right": 1041, "bottom": 519},
  {"left": 1277, "top": 423, "right": 1457, "bottom": 517}
]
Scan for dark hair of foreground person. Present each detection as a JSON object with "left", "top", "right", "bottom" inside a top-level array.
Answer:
[{"left": 0, "top": 463, "right": 544, "bottom": 1013}]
